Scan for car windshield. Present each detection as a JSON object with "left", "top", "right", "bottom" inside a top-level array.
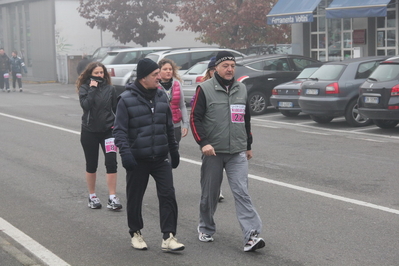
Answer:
[
  {"left": 309, "top": 64, "right": 345, "bottom": 80},
  {"left": 368, "top": 64, "right": 399, "bottom": 82},
  {"left": 101, "top": 52, "right": 118, "bottom": 64},
  {"left": 296, "top": 67, "right": 319, "bottom": 79},
  {"left": 145, "top": 54, "right": 160, "bottom": 62},
  {"left": 185, "top": 63, "right": 208, "bottom": 75}
]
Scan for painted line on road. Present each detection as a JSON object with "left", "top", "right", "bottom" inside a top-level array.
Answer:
[
  {"left": 299, "top": 130, "right": 331, "bottom": 136},
  {"left": 0, "top": 218, "right": 70, "bottom": 266},
  {"left": 252, "top": 117, "right": 399, "bottom": 140}
]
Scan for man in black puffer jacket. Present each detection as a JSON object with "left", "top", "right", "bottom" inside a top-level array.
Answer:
[{"left": 113, "top": 58, "right": 184, "bottom": 252}]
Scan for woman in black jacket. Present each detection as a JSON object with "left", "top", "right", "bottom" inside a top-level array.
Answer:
[{"left": 77, "top": 62, "right": 121, "bottom": 210}]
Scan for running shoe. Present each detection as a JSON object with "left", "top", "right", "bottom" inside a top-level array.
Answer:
[
  {"left": 131, "top": 231, "right": 147, "bottom": 250},
  {"left": 88, "top": 196, "right": 102, "bottom": 209},
  {"left": 161, "top": 233, "right": 185, "bottom": 252},
  {"left": 244, "top": 231, "right": 265, "bottom": 252},
  {"left": 198, "top": 226, "right": 214, "bottom": 242},
  {"left": 107, "top": 196, "right": 122, "bottom": 210}
]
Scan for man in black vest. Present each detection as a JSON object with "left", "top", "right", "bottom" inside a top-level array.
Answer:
[{"left": 113, "top": 58, "right": 184, "bottom": 252}]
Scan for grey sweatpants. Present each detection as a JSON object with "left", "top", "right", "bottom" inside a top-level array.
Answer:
[{"left": 198, "top": 151, "right": 262, "bottom": 245}]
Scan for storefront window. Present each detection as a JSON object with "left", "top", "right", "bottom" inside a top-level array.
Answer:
[{"left": 376, "top": 2, "right": 397, "bottom": 55}]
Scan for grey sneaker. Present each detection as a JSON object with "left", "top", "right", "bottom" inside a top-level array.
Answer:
[
  {"left": 219, "top": 190, "right": 225, "bottom": 202},
  {"left": 244, "top": 231, "right": 265, "bottom": 252},
  {"left": 131, "top": 231, "right": 147, "bottom": 250},
  {"left": 6, "top": 89, "right": 10, "bottom": 93},
  {"left": 107, "top": 196, "right": 122, "bottom": 210},
  {"left": 88, "top": 196, "right": 102, "bottom": 209}
]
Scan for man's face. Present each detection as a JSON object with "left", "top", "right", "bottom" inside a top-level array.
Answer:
[
  {"left": 0, "top": 49, "right": 4, "bottom": 56},
  {"left": 141, "top": 68, "right": 161, "bottom": 89},
  {"left": 215, "top": 60, "right": 235, "bottom": 80}
]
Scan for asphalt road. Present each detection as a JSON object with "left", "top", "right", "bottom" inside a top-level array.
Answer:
[{"left": 1, "top": 83, "right": 399, "bottom": 266}]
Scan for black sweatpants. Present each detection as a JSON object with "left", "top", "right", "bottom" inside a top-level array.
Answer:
[{"left": 126, "top": 156, "right": 178, "bottom": 237}]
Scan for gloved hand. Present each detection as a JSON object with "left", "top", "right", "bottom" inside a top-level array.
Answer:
[
  {"left": 121, "top": 153, "right": 137, "bottom": 171},
  {"left": 170, "top": 151, "right": 180, "bottom": 169}
]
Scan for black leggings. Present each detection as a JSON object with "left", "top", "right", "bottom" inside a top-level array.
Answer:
[
  {"left": 80, "top": 129, "right": 117, "bottom": 173},
  {"left": 12, "top": 72, "right": 22, "bottom": 89}
]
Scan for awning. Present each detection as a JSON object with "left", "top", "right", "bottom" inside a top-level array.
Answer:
[
  {"left": 267, "top": 0, "right": 323, "bottom": 25},
  {"left": 326, "top": 0, "right": 392, "bottom": 19}
]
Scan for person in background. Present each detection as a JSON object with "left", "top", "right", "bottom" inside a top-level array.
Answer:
[
  {"left": 10, "top": 50, "right": 27, "bottom": 92},
  {"left": 113, "top": 58, "right": 184, "bottom": 252},
  {"left": 0, "top": 48, "right": 11, "bottom": 93},
  {"left": 77, "top": 53, "right": 91, "bottom": 75},
  {"left": 190, "top": 51, "right": 265, "bottom": 252},
  {"left": 158, "top": 58, "right": 189, "bottom": 144},
  {"left": 76, "top": 62, "right": 122, "bottom": 211}
]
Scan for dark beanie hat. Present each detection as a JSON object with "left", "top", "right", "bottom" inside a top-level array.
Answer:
[
  {"left": 208, "top": 57, "right": 216, "bottom": 69},
  {"left": 215, "top": 51, "right": 235, "bottom": 66},
  {"left": 136, "top": 58, "right": 159, "bottom": 79}
]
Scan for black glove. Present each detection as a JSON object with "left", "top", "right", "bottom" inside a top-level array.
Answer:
[
  {"left": 170, "top": 151, "right": 180, "bottom": 169},
  {"left": 121, "top": 153, "right": 137, "bottom": 171}
]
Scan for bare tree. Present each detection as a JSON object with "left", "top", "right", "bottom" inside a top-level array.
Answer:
[
  {"left": 175, "top": 0, "right": 291, "bottom": 49},
  {"left": 78, "top": 0, "right": 178, "bottom": 47}
]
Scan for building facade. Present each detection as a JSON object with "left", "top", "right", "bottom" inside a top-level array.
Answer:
[
  {"left": 0, "top": 0, "right": 203, "bottom": 82},
  {"left": 268, "top": 0, "right": 396, "bottom": 61}
]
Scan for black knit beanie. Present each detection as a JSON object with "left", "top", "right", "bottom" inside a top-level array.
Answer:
[
  {"left": 215, "top": 51, "right": 235, "bottom": 66},
  {"left": 136, "top": 58, "right": 159, "bottom": 79}
]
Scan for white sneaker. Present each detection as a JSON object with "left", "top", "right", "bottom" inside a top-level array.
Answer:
[
  {"left": 198, "top": 226, "right": 214, "bottom": 242},
  {"left": 244, "top": 231, "right": 265, "bottom": 252},
  {"left": 107, "top": 196, "right": 122, "bottom": 210},
  {"left": 88, "top": 196, "right": 102, "bottom": 209},
  {"left": 161, "top": 233, "right": 184, "bottom": 252},
  {"left": 131, "top": 231, "right": 147, "bottom": 250}
]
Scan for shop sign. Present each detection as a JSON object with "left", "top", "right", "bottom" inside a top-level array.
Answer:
[{"left": 353, "top": 29, "right": 366, "bottom": 45}]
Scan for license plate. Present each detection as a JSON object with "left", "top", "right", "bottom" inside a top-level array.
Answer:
[
  {"left": 306, "top": 89, "right": 319, "bottom": 95},
  {"left": 278, "top": 102, "right": 293, "bottom": 108},
  {"left": 364, "top": 96, "right": 379, "bottom": 104},
  {"left": 183, "top": 80, "right": 192, "bottom": 85}
]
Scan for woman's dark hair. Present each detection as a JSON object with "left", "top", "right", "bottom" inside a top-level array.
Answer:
[{"left": 76, "top": 62, "right": 111, "bottom": 91}]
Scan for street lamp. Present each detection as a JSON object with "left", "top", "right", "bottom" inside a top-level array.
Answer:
[{"left": 96, "top": 16, "right": 106, "bottom": 47}]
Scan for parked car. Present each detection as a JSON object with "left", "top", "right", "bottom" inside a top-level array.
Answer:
[
  {"left": 101, "top": 47, "right": 171, "bottom": 93},
  {"left": 144, "top": 47, "right": 246, "bottom": 75},
  {"left": 270, "top": 62, "right": 326, "bottom": 117},
  {"left": 180, "top": 60, "right": 209, "bottom": 104},
  {"left": 234, "top": 54, "right": 319, "bottom": 115},
  {"left": 298, "top": 56, "right": 390, "bottom": 127},
  {"left": 358, "top": 57, "right": 399, "bottom": 128},
  {"left": 89, "top": 46, "right": 131, "bottom": 62}
]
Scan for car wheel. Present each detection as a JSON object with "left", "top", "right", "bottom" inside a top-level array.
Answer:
[
  {"left": 280, "top": 110, "right": 300, "bottom": 117},
  {"left": 373, "top": 119, "right": 399, "bottom": 129},
  {"left": 248, "top": 91, "right": 268, "bottom": 115},
  {"left": 345, "top": 99, "right": 372, "bottom": 127},
  {"left": 310, "top": 115, "right": 334, "bottom": 124}
]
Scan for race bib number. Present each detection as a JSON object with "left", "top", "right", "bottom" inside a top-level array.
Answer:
[
  {"left": 105, "top": 138, "right": 117, "bottom": 153},
  {"left": 3, "top": 73, "right": 9, "bottom": 78},
  {"left": 16, "top": 73, "right": 22, "bottom": 78},
  {"left": 230, "top": 104, "right": 245, "bottom": 123}
]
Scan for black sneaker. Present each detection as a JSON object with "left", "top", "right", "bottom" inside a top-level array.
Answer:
[
  {"left": 107, "top": 197, "right": 122, "bottom": 210},
  {"left": 244, "top": 231, "right": 265, "bottom": 252},
  {"left": 88, "top": 196, "right": 102, "bottom": 209}
]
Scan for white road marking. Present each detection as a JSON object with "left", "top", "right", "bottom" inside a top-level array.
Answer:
[
  {"left": 1, "top": 111, "right": 399, "bottom": 264},
  {"left": 252, "top": 117, "right": 399, "bottom": 140},
  {"left": 0, "top": 218, "right": 71, "bottom": 266}
]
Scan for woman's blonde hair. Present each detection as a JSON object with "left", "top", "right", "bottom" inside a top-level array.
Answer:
[
  {"left": 76, "top": 62, "right": 111, "bottom": 92},
  {"left": 158, "top": 58, "right": 182, "bottom": 83}
]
